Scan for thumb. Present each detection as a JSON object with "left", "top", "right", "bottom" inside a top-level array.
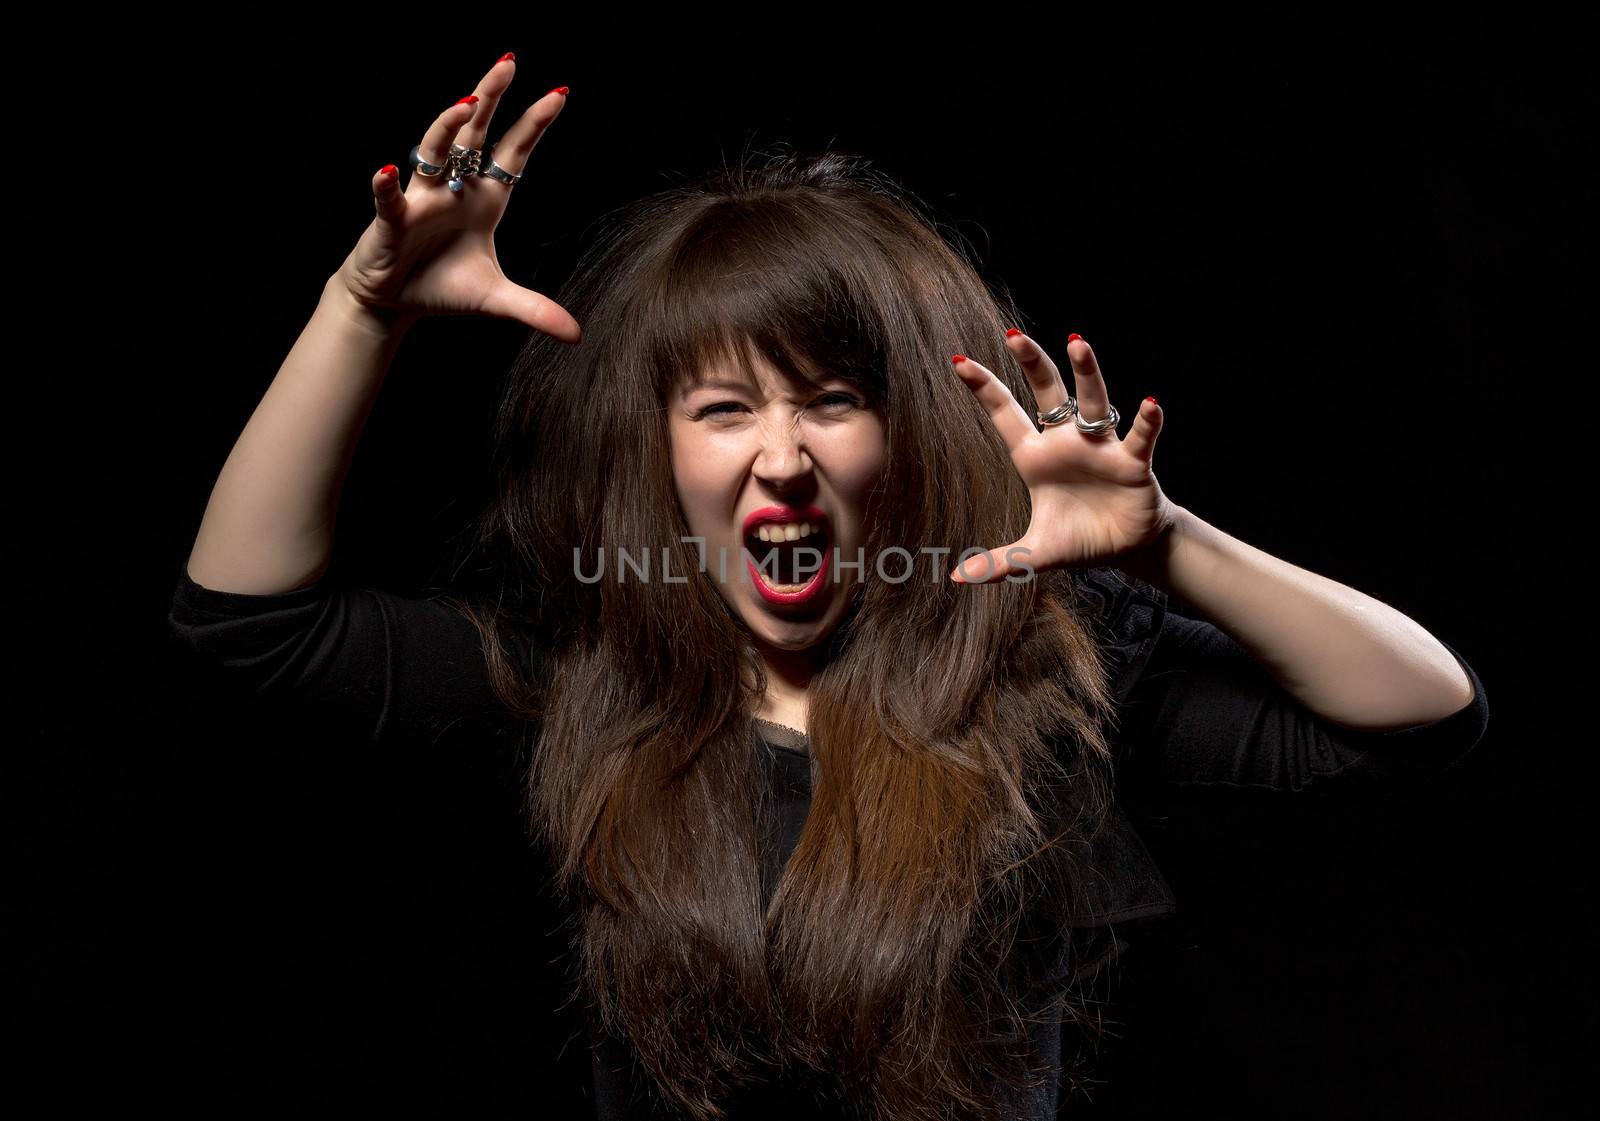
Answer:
[
  {"left": 372, "top": 164, "right": 406, "bottom": 223},
  {"left": 951, "top": 541, "right": 1037, "bottom": 585},
  {"left": 480, "top": 280, "right": 584, "bottom": 345}
]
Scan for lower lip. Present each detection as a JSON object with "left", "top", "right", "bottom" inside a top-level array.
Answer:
[{"left": 747, "top": 542, "right": 831, "bottom": 606}]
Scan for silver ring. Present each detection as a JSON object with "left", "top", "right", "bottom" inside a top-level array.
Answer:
[
  {"left": 1038, "top": 400, "right": 1076, "bottom": 427},
  {"left": 1074, "top": 402, "right": 1120, "bottom": 436},
  {"left": 408, "top": 144, "right": 446, "bottom": 177},
  {"left": 477, "top": 144, "right": 522, "bottom": 187},
  {"left": 1038, "top": 397, "right": 1120, "bottom": 436}
]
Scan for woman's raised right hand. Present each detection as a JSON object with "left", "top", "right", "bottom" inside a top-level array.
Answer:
[{"left": 334, "top": 54, "right": 582, "bottom": 344}]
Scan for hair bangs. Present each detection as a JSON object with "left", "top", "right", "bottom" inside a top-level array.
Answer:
[{"left": 645, "top": 200, "right": 891, "bottom": 408}]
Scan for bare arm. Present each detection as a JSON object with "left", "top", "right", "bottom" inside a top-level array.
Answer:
[
  {"left": 182, "top": 278, "right": 412, "bottom": 595},
  {"left": 178, "top": 55, "right": 578, "bottom": 596},
  {"left": 1114, "top": 505, "right": 1477, "bottom": 732}
]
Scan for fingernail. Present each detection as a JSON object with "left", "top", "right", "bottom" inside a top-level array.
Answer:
[
  {"left": 1068, "top": 333, "right": 1084, "bottom": 343},
  {"left": 951, "top": 354, "right": 967, "bottom": 364},
  {"left": 499, "top": 52, "right": 516, "bottom": 62},
  {"left": 547, "top": 86, "right": 570, "bottom": 96},
  {"left": 1145, "top": 396, "right": 1158, "bottom": 405},
  {"left": 1005, "top": 328, "right": 1023, "bottom": 338},
  {"left": 379, "top": 164, "right": 397, "bottom": 177}
]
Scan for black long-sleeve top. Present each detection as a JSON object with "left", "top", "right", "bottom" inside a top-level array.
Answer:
[{"left": 164, "top": 561, "right": 1490, "bottom": 1119}]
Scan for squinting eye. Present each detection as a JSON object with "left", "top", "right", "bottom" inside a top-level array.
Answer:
[{"left": 694, "top": 395, "right": 861, "bottom": 420}]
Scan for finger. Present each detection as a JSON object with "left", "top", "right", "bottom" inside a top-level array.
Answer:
[
  {"left": 414, "top": 96, "right": 481, "bottom": 180},
  {"left": 371, "top": 163, "right": 405, "bottom": 222},
  {"left": 1120, "top": 396, "right": 1164, "bottom": 467},
  {"left": 1003, "top": 329, "right": 1072, "bottom": 419},
  {"left": 486, "top": 87, "right": 569, "bottom": 179},
  {"left": 951, "top": 540, "right": 1036, "bottom": 585},
  {"left": 950, "top": 355, "right": 1036, "bottom": 454},
  {"left": 455, "top": 52, "right": 520, "bottom": 152},
  {"left": 1064, "top": 334, "right": 1115, "bottom": 431},
  {"left": 480, "top": 279, "right": 585, "bottom": 345}
]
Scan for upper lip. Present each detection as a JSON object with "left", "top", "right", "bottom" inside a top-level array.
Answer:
[{"left": 742, "top": 504, "right": 830, "bottom": 535}]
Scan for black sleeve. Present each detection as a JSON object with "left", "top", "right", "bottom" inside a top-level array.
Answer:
[
  {"left": 165, "top": 560, "right": 542, "bottom": 748},
  {"left": 1117, "top": 598, "right": 1490, "bottom": 795}
]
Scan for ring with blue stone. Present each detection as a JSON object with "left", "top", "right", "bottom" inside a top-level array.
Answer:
[{"left": 445, "top": 142, "right": 483, "bottom": 193}]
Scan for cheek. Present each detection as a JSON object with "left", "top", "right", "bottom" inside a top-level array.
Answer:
[
  {"left": 827, "top": 422, "right": 888, "bottom": 538},
  {"left": 827, "top": 418, "right": 888, "bottom": 491},
  {"left": 670, "top": 426, "right": 738, "bottom": 531}
]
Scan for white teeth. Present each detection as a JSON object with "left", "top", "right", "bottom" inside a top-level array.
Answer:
[{"left": 755, "top": 522, "right": 823, "bottom": 542}]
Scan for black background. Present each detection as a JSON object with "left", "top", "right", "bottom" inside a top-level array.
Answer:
[{"left": 25, "top": 28, "right": 1584, "bottom": 1119}]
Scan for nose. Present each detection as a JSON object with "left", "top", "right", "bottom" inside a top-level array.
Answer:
[{"left": 750, "top": 412, "right": 814, "bottom": 492}]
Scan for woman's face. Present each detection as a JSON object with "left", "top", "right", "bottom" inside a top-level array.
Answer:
[{"left": 669, "top": 351, "right": 888, "bottom": 656}]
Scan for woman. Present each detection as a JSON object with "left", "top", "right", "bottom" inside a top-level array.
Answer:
[{"left": 167, "top": 54, "right": 1489, "bottom": 1121}]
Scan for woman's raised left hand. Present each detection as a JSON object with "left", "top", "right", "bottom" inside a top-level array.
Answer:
[{"left": 948, "top": 332, "right": 1181, "bottom": 583}]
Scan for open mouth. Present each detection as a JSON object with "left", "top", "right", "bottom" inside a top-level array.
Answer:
[{"left": 745, "top": 520, "right": 832, "bottom": 589}]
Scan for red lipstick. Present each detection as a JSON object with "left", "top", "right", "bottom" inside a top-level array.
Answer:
[
  {"left": 742, "top": 504, "right": 830, "bottom": 534},
  {"left": 741, "top": 505, "right": 832, "bottom": 606}
]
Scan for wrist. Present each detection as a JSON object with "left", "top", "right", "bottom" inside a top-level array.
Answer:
[
  {"left": 321, "top": 274, "right": 417, "bottom": 341},
  {"left": 1111, "top": 502, "right": 1194, "bottom": 590}
]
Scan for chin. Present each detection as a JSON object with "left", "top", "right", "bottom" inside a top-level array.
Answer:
[
  {"left": 751, "top": 619, "right": 832, "bottom": 651},
  {"left": 733, "top": 584, "right": 846, "bottom": 650}
]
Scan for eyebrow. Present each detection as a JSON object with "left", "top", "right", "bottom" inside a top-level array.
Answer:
[{"left": 681, "top": 378, "right": 757, "bottom": 393}]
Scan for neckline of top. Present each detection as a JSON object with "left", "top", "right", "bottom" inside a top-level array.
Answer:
[{"left": 752, "top": 716, "right": 810, "bottom": 754}]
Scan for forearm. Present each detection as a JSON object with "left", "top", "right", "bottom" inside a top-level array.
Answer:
[
  {"left": 1112, "top": 505, "right": 1476, "bottom": 732},
  {"left": 184, "top": 275, "right": 413, "bottom": 595}
]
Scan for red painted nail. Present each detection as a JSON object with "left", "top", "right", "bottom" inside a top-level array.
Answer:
[
  {"left": 951, "top": 354, "right": 967, "bottom": 364},
  {"left": 1005, "top": 328, "right": 1023, "bottom": 338},
  {"left": 1145, "top": 396, "right": 1158, "bottom": 405},
  {"left": 456, "top": 95, "right": 479, "bottom": 105},
  {"left": 379, "top": 164, "right": 397, "bottom": 177},
  {"left": 1067, "top": 333, "right": 1084, "bottom": 343},
  {"left": 547, "top": 86, "right": 570, "bottom": 96},
  {"left": 499, "top": 52, "right": 516, "bottom": 62}
]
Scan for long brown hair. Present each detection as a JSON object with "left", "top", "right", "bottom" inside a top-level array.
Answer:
[{"left": 442, "top": 146, "right": 1124, "bottom": 1120}]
